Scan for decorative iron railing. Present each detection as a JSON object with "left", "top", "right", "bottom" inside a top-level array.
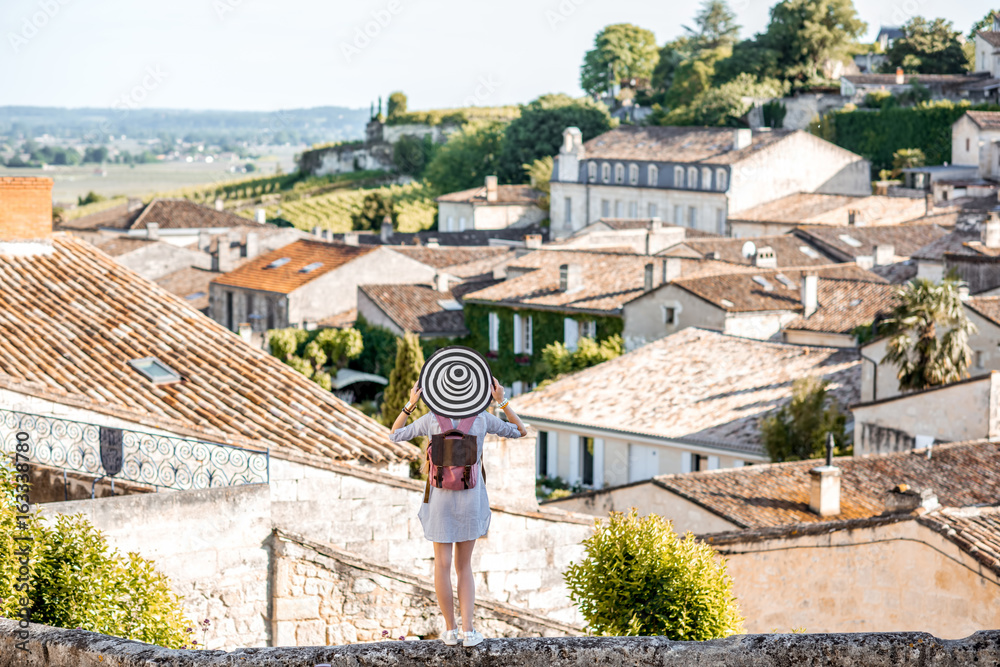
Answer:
[{"left": 0, "top": 409, "right": 269, "bottom": 491}]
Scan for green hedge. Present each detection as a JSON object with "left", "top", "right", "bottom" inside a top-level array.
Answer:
[
  {"left": 827, "top": 101, "right": 1000, "bottom": 175},
  {"left": 462, "top": 302, "right": 623, "bottom": 386}
]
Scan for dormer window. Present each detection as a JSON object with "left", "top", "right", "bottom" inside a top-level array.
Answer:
[
  {"left": 687, "top": 166, "right": 699, "bottom": 189},
  {"left": 265, "top": 257, "right": 290, "bottom": 269},
  {"left": 647, "top": 164, "right": 658, "bottom": 186},
  {"left": 299, "top": 262, "right": 323, "bottom": 273},
  {"left": 701, "top": 167, "right": 712, "bottom": 189},
  {"left": 601, "top": 162, "right": 611, "bottom": 183},
  {"left": 588, "top": 162, "right": 597, "bottom": 182},
  {"left": 716, "top": 168, "right": 728, "bottom": 191},
  {"left": 129, "top": 357, "right": 182, "bottom": 385},
  {"left": 614, "top": 163, "right": 625, "bottom": 184},
  {"left": 674, "top": 166, "right": 685, "bottom": 188},
  {"left": 628, "top": 164, "right": 639, "bottom": 185}
]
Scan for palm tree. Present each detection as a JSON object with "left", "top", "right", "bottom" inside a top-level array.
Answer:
[{"left": 879, "top": 276, "right": 977, "bottom": 392}]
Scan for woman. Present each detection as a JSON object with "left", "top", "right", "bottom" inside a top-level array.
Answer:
[{"left": 389, "top": 377, "right": 527, "bottom": 647}]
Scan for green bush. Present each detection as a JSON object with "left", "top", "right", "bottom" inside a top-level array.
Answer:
[
  {"left": 542, "top": 335, "right": 624, "bottom": 379},
  {"left": 351, "top": 315, "right": 398, "bottom": 378},
  {"left": 564, "top": 509, "right": 744, "bottom": 639},
  {"left": 315, "top": 327, "right": 363, "bottom": 368},
  {"left": 0, "top": 459, "right": 193, "bottom": 647},
  {"left": 759, "top": 376, "right": 848, "bottom": 462}
]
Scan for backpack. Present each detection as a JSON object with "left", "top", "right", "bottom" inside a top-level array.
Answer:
[{"left": 422, "top": 414, "right": 487, "bottom": 504}]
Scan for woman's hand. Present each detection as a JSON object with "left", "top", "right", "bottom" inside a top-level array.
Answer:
[
  {"left": 409, "top": 381, "right": 423, "bottom": 406},
  {"left": 490, "top": 377, "right": 505, "bottom": 404}
]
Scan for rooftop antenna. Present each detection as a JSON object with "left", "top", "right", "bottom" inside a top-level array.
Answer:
[{"left": 825, "top": 432, "right": 834, "bottom": 467}]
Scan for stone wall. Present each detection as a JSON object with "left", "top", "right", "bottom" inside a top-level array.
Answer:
[
  {"left": 4, "top": 619, "right": 1000, "bottom": 667},
  {"left": 271, "top": 531, "right": 578, "bottom": 646},
  {"left": 36, "top": 484, "right": 272, "bottom": 650}
]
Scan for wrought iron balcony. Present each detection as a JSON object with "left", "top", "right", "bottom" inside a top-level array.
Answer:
[{"left": 0, "top": 408, "right": 269, "bottom": 491}]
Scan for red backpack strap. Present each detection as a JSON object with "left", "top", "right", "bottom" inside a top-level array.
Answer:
[
  {"left": 433, "top": 413, "right": 453, "bottom": 433},
  {"left": 455, "top": 415, "right": 477, "bottom": 434}
]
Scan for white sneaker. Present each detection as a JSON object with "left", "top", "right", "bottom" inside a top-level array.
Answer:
[
  {"left": 462, "top": 629, "right": 484, "bottom": 647},
  {"left": 441, "top": 629, "right": 462, "bottom": 645}
]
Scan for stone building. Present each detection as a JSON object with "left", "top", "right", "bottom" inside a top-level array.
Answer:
[
  {"left": 509, "top": 328, "right": 860, "bottom": 488},
  {"left": 549, "top": 125, "right": 871, "bottom": 239},
  {"left": 435, "top": 176, "right": 545, "bottom": 232},
  {"left": 952, "top": 111, "right": 1000, "bottom": 181},
  {"left": 555, "top": 217, "right": 714, "bottom": 254}
]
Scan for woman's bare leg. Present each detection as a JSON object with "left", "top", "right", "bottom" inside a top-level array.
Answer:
[
  {"left": 433, "top": 541, "right": 457, "bottom": 631},
  {"left": 454, "top": 539, "right": 477, "bottom": 632}
]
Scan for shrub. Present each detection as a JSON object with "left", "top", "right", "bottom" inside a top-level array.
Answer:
[
  {"left": 759, "top": 376, "right": 847, "bottom": 462},
  {"left": 315, "top": 327, "right": 363, "bottom": 369},
  {"left": 564, "top": 509, "right": 744, "bottom": 639}
]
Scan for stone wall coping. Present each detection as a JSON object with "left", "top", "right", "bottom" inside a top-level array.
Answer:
[
  {"left": 273, "top": 529, "right": 583, "bottom": 635},
  {"left": 3, "top": 619, "right": 999, "bottom": 666}
]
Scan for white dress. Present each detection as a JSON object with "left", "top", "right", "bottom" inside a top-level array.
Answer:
[{"left": 389, "top": 411, "right": 522, "bottom": 543}]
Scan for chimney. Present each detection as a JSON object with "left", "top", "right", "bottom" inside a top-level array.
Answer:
[
  {"left": 649, "top": 217, "right": 662, "bottom": 233},
  {"left": 216, "top": 242, "right": 235, "bottom": 273},
  {"left": 524, "top": 234, "right": 543, "bottom": 249},
  {"left": 434, "top": 273, "right": 452, "bottom": 293},
  {"left": 343, "top": 232, "right": 359, "bottom": 246},
  {"left": 809, "top": 434, "right": 840, "bottom": 517},
  {"left": 485, "top": 175, "right": 499, "bottom": 203},
  {"left": 238, "top": 322, "right": 252, "bottom": 344},
  {"left": 895, "top": 67, "right": 905, "bottom": 85},
  {"left": 847, "top": 209, "right": 864, "bottom": 226},
  {"left": 559, "top": 263, "right": 583, "bottom": 293},
  {"left": 380, "top": 216, "right": 394, "bottom": 243},
  {"left": 644, "top": 263, "right": 655, "bottom": 291},
  {"left": 127, "top": 197, "right": 144, "bottom": 213},
  {"left": 146, "top": 222, "right": 160, "bottom": 241},
  {"left": 255, "top": 208, "right": 266, "bottom": 224},
  {"left": 312, "top": 226, "right": 321, "bottom": 237},
  {"left": 215, "top": 198, "right": 224, "bottom": 212},
  {"left": 245, "top": 231, "right": 260, "bottom": 259},
  {"left": 874, "top": 244, "right": 895, "bottom": 266},
  {"left": 884, "top": 484, "right": 939, "bottom": 514},
  {"left": 753, "top": 246, "right": 776, "bottom": 268},
  {"left": 0, "top": 177, "right": 54, "bottom": 241},
  {"left": 198, "top": 230, "right": 212, "bottom": 253},
  {"left": 557, "top": 127, "right": 585, "bottom": 182},
  {"left": 662, "top": 256, "right": 682, "bottom": 283},
  {"left": 983, "top": 213, "right": 1000, "bottom": 248},
  {"left": 704, "top": 250, "right": 720, "bottom": 260},
  {"left": 801, "top": 274, "right": 818, "bottom": 318},
  {"left": 733, "top": 128, "right": 752, "bottom": 151}
]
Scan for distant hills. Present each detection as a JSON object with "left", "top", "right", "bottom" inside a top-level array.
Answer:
[{"left": 0, "top": 106, "right": 370, "bottom": 145}]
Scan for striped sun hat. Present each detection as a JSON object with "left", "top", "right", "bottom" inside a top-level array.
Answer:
[{"left": 418, "top": 345, "right": 493, "bottom": 419}]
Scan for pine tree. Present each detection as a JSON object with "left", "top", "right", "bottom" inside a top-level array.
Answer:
[{"left": 380, "top": 331, "right": 428, "bottom": 433}]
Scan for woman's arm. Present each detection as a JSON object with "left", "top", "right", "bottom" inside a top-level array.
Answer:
[
  {"left": 390, "top": 381, "right": 423, "bottom": 432},
  {"left": 490, "top": 377, "right": 527, "bottom": 437},
  {"left": 388, "top": 382, "right": 429, "bottom": 443}
]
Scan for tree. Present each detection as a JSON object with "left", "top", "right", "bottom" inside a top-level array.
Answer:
[
  {"left": 393, "top": 134, "right": 436, "bottom": 177},
  {"left": 759, "top": 376, "right": 848, "bottom": 462},
  {"left": 351, "top": 192, "right": 397, "bottom": 231},
  {"left": 424, "top": 121, "right": 506, "bottom": 194},
  {"left": 564, "top": 509, "right": 744, "bottom": 639},
  {"left": 880, "top": 276, "right": 977, "bottom": 392},
  {"left": 650, "top": 38, "right": 692, "bottom": 97},
  {"left": 83, "top": 146, "right": 109, "bottom": 163},
  {"left": 523, "top": 156, "right": 552, "bottom": 212},
  {"left": 664, "top": 47, "right": 730, "bottom": 109},
  {"left": 315, "top": 327, "right": 363, "bottom": 370},
  {"left": 715, "top": 0, "right": 866, "bottom": 86},
  {"left": 541, "top": 335, "right": 623, "bottom": 382},
  {"left": 883, "top": 17, "right": 967, "bottom": 74},
  {"left": 77, "top": 191, "right": 105, "bottom": 206},
  {"left": 653, "top": 73, "right": 784, "bottom": 127},
  {"left": 969, "top": 10, "right": 997, "bottom": 39},
  {"left": 387, "top": 91, "right": 407, "bottom": 119},
  {"left": 351, "top": 314, "right": 398, "bottom": 378},
  {"left": 497, "top": 94, "right": 612, "bottom": 183},
  {"left": 892, "top": 147, "right": 926, "bottom": 173},
  {"left": 0, "top": 460, "right": 193, "bottom": 648},
  {"left": 580, "top": 24, "right": 660, "bottom": 97},
  {"left": 379, "top": 332, "right": 428, "bottom": 456},
  {"left": 267, "top": 326, "right": 363, "bottom": 392},
  {"left": 683, "top": 0, "right": 740, "bottom": 52}
]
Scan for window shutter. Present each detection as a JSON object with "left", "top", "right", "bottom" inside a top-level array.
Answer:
[
  {"left": 593, "top": 438, "right": 605, "bottom": 488},
  {"left": 708, "top": 455, "right": 719, "bottom": 470},
  {"left": 513, "top": 313, "right": 522, "bottom": 354},
  {"left": 488, "top": 312, "right": 499, "bottom": 351},
  {"left": 681, "top": 451, "right": 692, "bottom": 474},
  {"left": 525, "top": 316, "right": 533, "bottom": 354},
  {"left": 546, "top": 432, "right": 558, "bottom": 478},
  {"left": 568, "top": 434, "right": 581, "bottom": 485},
  {"left": 564, "top": 318, "right": 579, "bottom": 352}
]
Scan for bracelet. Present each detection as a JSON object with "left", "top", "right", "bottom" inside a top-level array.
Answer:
[
  {"left": 497, "top": 398, "right": 509, "bottom": 410},
  {"left": 402, "top": 405, "right": 414, "bottom": 416}
]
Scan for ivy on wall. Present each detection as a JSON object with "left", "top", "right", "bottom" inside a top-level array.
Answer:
[
  {"left": 823, "top": 101, "right": 1000, "bottom": 175},
  {"left": 462, "top": 302, "right": 623, "bottom": 386}
]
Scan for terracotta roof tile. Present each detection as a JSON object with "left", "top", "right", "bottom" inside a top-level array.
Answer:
[
  {"left": 511, "top": 328, "right": 860, "bottom": 454},
  {"left": 154, "top": 267, "right": 221, "bottom": 312},
  {"left": 964, "top": 296, "right": 1000, "bottom": 327},
  {"left": 579, "top": 126, "right": 794, "bottom": 164},
  {"left": 593, "top": 218, "right": 719, "bottom": 237},
  {"left": 463, "top": 250, "right": 752, "bottom": 315},
  {"left": 672, "top": 264, "right": 885, "bottom": 313},
  {"left": 660, "top": 235, "right": 837, "bottom": 267},
  {"left": 360, "top": 279, "right": 498, "bottom": 336},
  {"left": 211, "top": 239, "right": 379, "bottom": 294},
  {"left": 793, "top": 224, "right": 949, "bottom": 261},
  {"left": 389, "top": 246, "right": 512, "bottom": 272},
  {"left": 0, "top": 235, "right": 411, "bottom": 465},
  {"left": 58, "top": 203, "right": 142, "bottom": 231},
  {"left": 920, "top": 505, "right": 1000, "bottom": 576},
  {"left": 61, "top": 199, "right": 258, "bottom": 232},
  {"left": 783, "top": 279, "right": 901, "bottom": 333},
  {"left": 730, "top": 193, "right": 927, "bottom": 226},
  {"left": 653, "top": 440, "right": 1000, "bottom": 529},
  {"left": 93, "top": 236, "right": 159, "bottom": 257},
  {"left": 435, "top": 184, "right": 541, "bottom": 205}
]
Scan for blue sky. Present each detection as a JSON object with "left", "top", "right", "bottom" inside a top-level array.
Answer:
[{"left": 0, "top": 0, "right": 987, "bottom": 111}]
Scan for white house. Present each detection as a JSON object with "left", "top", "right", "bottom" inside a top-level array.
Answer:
[
  {"left": 548, "top": 125, "right": 871, "bottom": 239},
  {"left": 435, "top": 176, "right": 545, "bottom": 232},
  {"left": 952, "top": 111, "right": 1000, "bottom": 181}
]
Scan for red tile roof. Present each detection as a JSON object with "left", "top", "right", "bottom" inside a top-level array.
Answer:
[
  {"left": 61, "top": 198, "right": 259, "bottom": 232},
  {"left": 211, "top": 240, "right": 379, "bottom": 294},
  {"left": 360, "top": 279, "right": 496, "bottom": 336},
  {"left": 920, "top": 505, "right": 1000, "bottom": 576},
  {"left": 783, "top": 279, "right": 901, "bottom": 333},
  {"left": 0, "top": 235, "right": 412, "bottom": 465}
]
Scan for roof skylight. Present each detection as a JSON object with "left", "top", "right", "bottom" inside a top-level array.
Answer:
[
  {"left": 265, "top": 257, "right": 291, "bottom": 269},
  {"left": 128, "top": 357, "right": 182, "bottom": 385},
  {"left": 721, "top": 298, "right": 735, "bottom": 308},
  {"left": 437, "top": 299, "right": 463, "bottom": 311},
  {"left": 775, "top": 274, "right": 795, "bottom": 289},
  {"left": 799, "top": 245, "right": 820, "bottom": 259},
  {"left": 184, "top": 291, "right": 206, "bottom": 300},
  {"left": 838, "top": 234, "right": 863, "bottom": 248},
  {"left": 299, "top": 262, "right": 323, "bottom": 273},
  {"left": 752, "top": 275, "right": 773, "bottom": 291}
]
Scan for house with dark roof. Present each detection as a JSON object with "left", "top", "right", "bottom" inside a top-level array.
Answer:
[
  {"left": 549, "top": 126, "right": 871, "bottom": 239},
  {"left": 356, "top": 278, "right": 497, "bottom": 340},
  {"left": 542, "top": 439, "right": 1000, "bottom": 636},
  {"left": 207, "top": 239, "right": 439, "bottom": 345},
  {"left": 436, "top": 175, "right": 545, "bottom": 232},
  {"left": 912, "top": 212, "right": 1000, "bottom": 289},
  {"left": 953, "top": 111, "right": 1000, "bottom": 182},
  {"left": 840, "top": 72, "right": 1000, "bottom": 104},
  {"left": 726, "top": 192, "right": 928, "bottom": 237},
  {"left": 622, "top": 263, "right": 888, "bottom": 348},
  {"left": 508, "top": 327, "right": 859, "bottom": 488},
  {"left": 658, "top": 233, "right": 838, "bottom": 267}
]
